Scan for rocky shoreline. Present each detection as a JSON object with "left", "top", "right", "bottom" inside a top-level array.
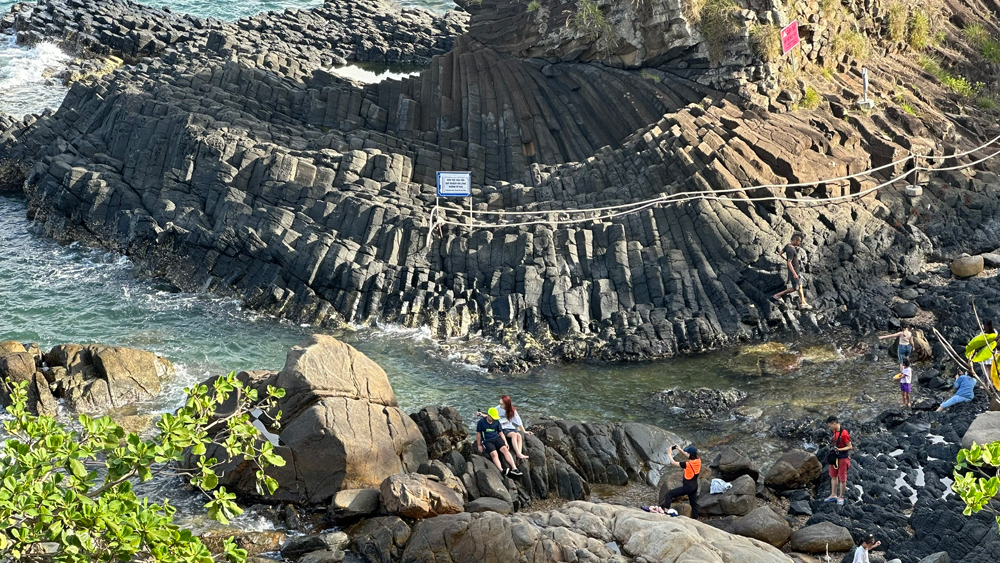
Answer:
[
  {"left": 5, "top": 334, "right": 998, "bottom": 562},
  {"left": 1, "top": 0, "right": 999, "bottom": 371}
]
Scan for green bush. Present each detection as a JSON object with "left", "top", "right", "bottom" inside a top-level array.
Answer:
[
  {"left": 0, "top": 374, "right": 286, "bottom": 562},
  {"left": 886, "top": 3, "right": 907, "bottom": 42},
  {"left": 527, "top": 0, "right": 541, "bottom": 12},
  {"left": 749, "top": 23, "right": 781, "bottom": 63},
  {"left": 921, "top": 55, "right": 976, "bottom": 96},
  {"left": 908, "top": 9, "right": 931, "bottom": 50},
  {"left": 799, "top": 86, "right": 822, "bottom": 110},
  {"left": 976, "top": 96, "right": 999, "bottom": 111},
  {"left": 640, "top": 70, "right": 661, "bottom": 83},
  {"left": 965, "top": 23, "right": 1000, "bottom": 64},
  {"left": 964, "top": 22, "right": 989, "bottom": 45},
  {"left": 699, "top": 0, "right": 742, "bottom": 65}
]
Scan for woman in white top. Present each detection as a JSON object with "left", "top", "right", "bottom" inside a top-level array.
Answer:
[
  {"left": 497, "top": 395, "right": 531, "bottom": 460},
  {"left": 852, "top": 534, "right": 880, "bottom": 563},
  {"left": 879, "top": 325, "right": 912, "bottom": 364}
]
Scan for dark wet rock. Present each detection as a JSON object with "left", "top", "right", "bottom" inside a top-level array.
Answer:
[
  {"left": 410, "top": 406, "right": 468, "bottom": 459},
  {"left": 788, "top": 500, "right": 813, "bottom": 516},
  {"left": 764, "top": 450, "right": 822, "bottom": 491},
  {"left": 917, "top": 553, "right": 950, "bottom": 563},
  {"left": 464, "top": 497, "right": 512, "bottom": 514},
  {"left": 298, "top": 550, "right": 345, "bottom": 563},
  {"left": 711, "top": 445, "right": 759, "bottom": 482},
  {"left": 893, "top": 302, "right": 919, "bottom": 318},
  {"left": 651, "top": 388, "right": 748, "bottom": 419},
  {"left": 348, "top": 516, "right": 411, "bottom": 563}
]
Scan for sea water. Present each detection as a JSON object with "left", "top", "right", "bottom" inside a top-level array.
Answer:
[{"left": 0, "top": 0, "right": 455, "bottom": 117}]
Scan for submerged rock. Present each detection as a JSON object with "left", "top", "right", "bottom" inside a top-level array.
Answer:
[{"left": 652, "top": 387, "right": 748, "bottom": 419}]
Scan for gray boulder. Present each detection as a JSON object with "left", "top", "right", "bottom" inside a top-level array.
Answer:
[
  {"left": 465, "top": 497, "right": 513, "bottom": 514},
  {"left": 699, "top": 474, "right": 757, "bottom": 516},
  {"left": 917, "top": 552, "right": 950, "bottom": 563},
  {"left": 330, "top": 488, "right": 381, "bottom": 519},
  {"left": 281, "top": 532, "right": 349, "bottom": 561},
  {"left": 349, "top": 516, "right": 411, "bottom": 563},
  {"left": 961, "top": 412, "right": 1000, "bottom": 449},
  {"left": 764, "top": 450, "right": 822, "bottom": 491},
  {"left": 789, "top": 521, "right": 854, "bottom": 553},
  {"left": 298, "top": 549, "right": 344, "bottom": 563},
  {"left": 711, "top": 445, "right": 759, "bottom": 482},
  {"left": 44, "top": 344, "right": 174, "bottom": 414},
  {"left": 410, "top": 406, "right": 468, "bottom": 459},
  {"left": 730, "top": 506, "right": 792, "bottom": 547}
]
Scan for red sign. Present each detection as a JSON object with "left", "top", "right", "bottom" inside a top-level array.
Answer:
[{"left": 780, "top": 21, "right": 800, "bottom": 54}]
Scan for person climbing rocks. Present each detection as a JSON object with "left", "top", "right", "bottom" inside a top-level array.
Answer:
[
  {"left": 851, "top": 533, "right": 881, "bottom": 563},
  {"left": 497, "top": 394, "right": 531, "bottom": 460},
  {"left": 879, "top": 324, "right": 912, "bottom": 364},
  {"left": 893, "top": 358, "right": 913, "bottom": 408},
  {"left": 476, "top": 407, "right": 522, "bottom": 476},
  {"left": 825, "top": 416, "right": 852, "bottom": 505},
  {"left": 657, "top": 445, "right": 702, "bottom": 518},
  {"left": 937, "top": 370, "right": 977, "bottom": 411},
  {"left": 773, "top": 233, "right": 812, "bottom": 309}
]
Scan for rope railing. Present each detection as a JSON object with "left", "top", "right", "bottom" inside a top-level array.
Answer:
[{"left": 427, "top": 133, "right": 1000, "bottom": 232}]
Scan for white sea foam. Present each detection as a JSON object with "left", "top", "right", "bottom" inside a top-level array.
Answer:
[{"left": 0, "top": 33, "right": 71, "bottom": 117}]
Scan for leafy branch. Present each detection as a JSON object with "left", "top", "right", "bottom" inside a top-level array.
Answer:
[{"left": 0, "top": 371, "right": 286, "bottom": 563}]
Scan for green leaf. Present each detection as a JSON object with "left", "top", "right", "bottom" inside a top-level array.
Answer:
[
  {"left": 966, "top": 333, "right": 998, "bottom": 361},
  {"left": 201, "top": 472, "right": 219, "bottom": 491},
  {"left": 68, "top": 459, "right": 88, "bottom": 480}
]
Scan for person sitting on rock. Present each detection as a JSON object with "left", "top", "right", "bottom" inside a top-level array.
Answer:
[
  {"left": 772, "top": 233, "right": 812, "bottom": 310},
  {"left": 879, "top": 324, "right": 912, "bottom": 364},
  {"left": 825, "top": 416, "right": 852, "bottom": 505},
  {"left": 937, "top": 370, "right": 977, "bottom": 411},
  {"left": 497, "top": 395, "right": 531, "bottom": 461},
  {"left": 656, "top": 445, "right": 702, "bottom": 518},
  {"left": 476, "top": 407, "right": 522, "bottom": 476},
  {"left": 851, "top": 533, "right": 881, "bottom": 563}
]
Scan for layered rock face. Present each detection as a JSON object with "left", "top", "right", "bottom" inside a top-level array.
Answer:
[{"left": 2, "top": 0, "right": 1000, "bottom": 372}]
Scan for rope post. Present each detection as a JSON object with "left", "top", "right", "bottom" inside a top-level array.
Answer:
[{"left": 468, "top": 196, "right": 473, "bottom": 229}]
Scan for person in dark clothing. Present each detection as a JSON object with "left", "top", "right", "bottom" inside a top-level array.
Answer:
[
  {"left": 476, "top": 407, "right": 522, "bottom": 476},
  {"left": 772, "top": 233, "right": 812, "bottom": 309},
  {"left": 660, "top": 445, "right": 702, "bottom": 518}
]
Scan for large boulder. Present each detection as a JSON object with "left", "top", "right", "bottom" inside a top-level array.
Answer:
[
  {"left": 280, "top": 532, "right": 349, "bottom": 561},
  {"left": 730, "top": 506, "right": 793, "bottom": 547},
  {"left": 0, "top": 351, "right": 36, "bottom": 383},
  {"left": 789, "top": 521, "right": 854, "bottom": 553},
  {"left": 43, "top": 344, "right": 174, "bottom": 413},
  {"left": 951, "top": 254, "right": 984, "bottom": 278},
  {"left": 699, "top": 474, "right": 757, "bottom": 516},
  {"left": 764, "top": 450, "right": 822, "bottom": 491},
  {"left": 0, "top": 351, "right": 57, "bottom": 416},
  {"left": 917, "top": 553, "right": 950, "bottom": 563},
  {"left": 961, "top": 412, "right": 1000, "bottom": 449},
  {"left": 379, "top": 473, "right": 465, "bottom": 519},
  {"left": 911, "top": 329, "right": 933, "bottom": 362},
  {"left": 198, "top": 335, "right": 428, "bottom": 504},
  {"left": 401, "top": 502, "right": 792, "bottom": 563},
  {"left": 711, "top": 445, "right": 759, "bottom": 482},
  {"left": 410, "top": 406, "right": 468, "bottom": 459}
]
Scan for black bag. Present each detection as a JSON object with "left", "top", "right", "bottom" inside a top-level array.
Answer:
[
  {"left": 827, "top": 429, "right": 846, "bottom": 465},
  {"left": 826, "top": 450, "right": 839, "bottom": 466}
]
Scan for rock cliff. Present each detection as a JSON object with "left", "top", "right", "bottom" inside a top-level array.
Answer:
[{"left": 2, "top": 0, "right": 1000, "bottom": 371}]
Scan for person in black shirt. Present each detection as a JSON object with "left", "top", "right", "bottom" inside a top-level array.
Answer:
[
  {"left": 772, "top": 233, "right": 812, "bottom": 309},
  {"left": 476, "top": 407, "right": 522, "bottom": 476}
]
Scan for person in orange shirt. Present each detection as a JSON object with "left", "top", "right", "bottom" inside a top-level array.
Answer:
[{"left": 660, "top": 445, "right": 702, "bottom": 518}]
